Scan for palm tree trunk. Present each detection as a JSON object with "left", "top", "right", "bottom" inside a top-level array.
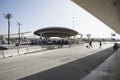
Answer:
[{"left": 8, "top": 20, "right": 10, "bottom": 45}]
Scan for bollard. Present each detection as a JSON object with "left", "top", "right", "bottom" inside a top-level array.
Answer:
[
  {"left": 2, "top": 50, "right": 5, "bottom": 58},
  {"left": 17, "top": 48, "right": 20, "bottom": 55}
]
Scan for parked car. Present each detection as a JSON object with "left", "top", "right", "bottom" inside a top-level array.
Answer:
[
  {"left": 113, "top": 43, "right": 119, "bottom": 49},
  {"left": 0, "top": 46, "right": 8, "bottom": 50}
]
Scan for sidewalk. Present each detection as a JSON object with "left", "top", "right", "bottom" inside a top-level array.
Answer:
[{"left": 81, "top": 48, "right": 120, "bottom": 80}]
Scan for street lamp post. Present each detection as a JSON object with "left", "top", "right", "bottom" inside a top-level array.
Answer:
[
  {"left": 72, "top": 17, "right": 75, "bottom": 30},
  {"left": 17, "top": 22, "right": 22, "bottom": 45},
  {"left": 72, "top": 17, "right": 76, "bottom": 41}
]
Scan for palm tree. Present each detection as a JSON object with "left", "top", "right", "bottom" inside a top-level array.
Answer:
[{"left": 4, "top": 13, "right": 12, "bottom": 45}]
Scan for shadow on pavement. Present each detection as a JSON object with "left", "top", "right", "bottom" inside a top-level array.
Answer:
[{"left": 19, "top": 47, "right": 116, "bottom": 80}]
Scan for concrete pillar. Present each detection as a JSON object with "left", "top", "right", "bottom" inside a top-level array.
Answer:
[
  {"left": 80, "top": 34, "right": 83, "bottom": 44},
  {"left": 40, "top": 33, "right": 42, "bottom": 45}
]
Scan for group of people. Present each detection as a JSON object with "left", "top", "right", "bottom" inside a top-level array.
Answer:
[
  {"left": 86, "top": 40, "right": 102, "bottom": 48},
  {"left": 87, "top": 40, "right": 120, "bottom": 50}
]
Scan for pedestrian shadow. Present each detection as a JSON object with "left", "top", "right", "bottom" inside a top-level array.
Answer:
[{"left": 19, "top": 47, "right": 116, "bottom": 80}]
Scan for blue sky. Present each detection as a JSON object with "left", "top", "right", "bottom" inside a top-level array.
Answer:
[{"left": 0, "top": 0, "right": 120, "bottom": 38}]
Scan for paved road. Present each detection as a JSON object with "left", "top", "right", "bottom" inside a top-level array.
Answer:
[{"left": 0, "top": 42, "right": 115, "bottom": 80}]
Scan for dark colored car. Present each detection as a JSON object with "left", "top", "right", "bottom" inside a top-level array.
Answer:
[
  {"left": 0, "top": 46, "right": 8, "bottom": 50},
  {"left": 113, "top": 43, "right": 119, "bottom": 49}
]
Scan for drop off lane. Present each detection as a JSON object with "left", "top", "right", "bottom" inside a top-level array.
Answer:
[{"left": 0, "top": 42, "right": 114, "bottom": 80}]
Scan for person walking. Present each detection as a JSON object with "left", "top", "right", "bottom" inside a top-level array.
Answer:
[
  {"left": 89, "top": 40, "right": 93, "bottom": 48},
  {"left": 99, "top": 41, "right": 102, "bottom": 48}
]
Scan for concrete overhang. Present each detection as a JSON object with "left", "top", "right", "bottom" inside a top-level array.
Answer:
[
  {"left": 34, "top": 27, "right": 80, "bottom": 38},
  {"left": 72, "top": 0, "right": 120, "bottom": 34}
]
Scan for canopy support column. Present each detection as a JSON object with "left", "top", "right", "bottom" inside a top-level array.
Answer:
[{"left": 39, "top": 33, "right": 42, "bottom": 45}]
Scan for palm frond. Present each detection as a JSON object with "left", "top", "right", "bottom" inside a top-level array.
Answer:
[{"left": 4, "top": 13, "right": 12, "bottom": 20}]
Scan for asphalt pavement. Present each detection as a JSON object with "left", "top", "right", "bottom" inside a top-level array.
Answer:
[{"left": 0, "top": 42, "right": 115, "bottom": 80}]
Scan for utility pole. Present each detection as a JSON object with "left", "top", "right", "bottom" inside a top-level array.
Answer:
[
  {"left": 72, "top": 17, "right": 75, "bottom": 30},
  {"left": 17, "top": 22, "right": 23, "bottom": 45}
]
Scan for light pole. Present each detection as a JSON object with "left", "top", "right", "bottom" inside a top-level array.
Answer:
[
  {"left": 72, "top": 17, "right": 75, "bottom": 30},
  {"left": 17, "top": 22, "right": 23, "bottom": 45}
]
